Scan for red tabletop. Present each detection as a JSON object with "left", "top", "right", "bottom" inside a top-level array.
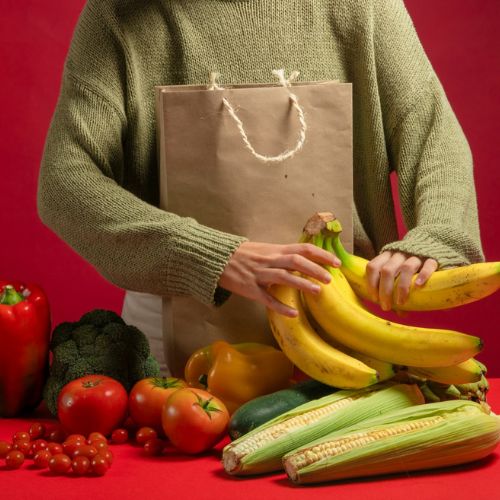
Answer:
[{"left": 2, "top": 380, "right": 500, "bottom": 500}]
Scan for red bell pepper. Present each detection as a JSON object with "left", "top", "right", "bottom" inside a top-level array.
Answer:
[{"left": 0, "top": 281, "right": 51, "bottom": 416}]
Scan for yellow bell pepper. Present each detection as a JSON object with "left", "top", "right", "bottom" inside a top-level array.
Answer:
[{"left": 184, "top": 340, "right": 294, "bottom": 414}]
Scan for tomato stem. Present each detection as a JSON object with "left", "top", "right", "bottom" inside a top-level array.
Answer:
[{"left": 193, "top": 392, "right": 222, "bottom": 419}]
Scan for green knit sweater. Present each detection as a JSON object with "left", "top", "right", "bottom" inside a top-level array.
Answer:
[{"left": 38, "top": 0, "right": 484, "bottom": 306}]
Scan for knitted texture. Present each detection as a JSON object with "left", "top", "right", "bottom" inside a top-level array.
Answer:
[{"left": 38, "top": 0, "right": 484, "bottom": 305}]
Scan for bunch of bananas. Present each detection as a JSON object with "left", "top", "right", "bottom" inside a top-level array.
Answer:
[{"left": 267, "top": 213, "right": 500, "bottom": 391}]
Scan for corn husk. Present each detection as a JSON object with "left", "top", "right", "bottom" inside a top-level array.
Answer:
[
  {"left": 222, "top": 382, "right": 424, "bottom": 475},
  {"left": 283, "top": 399, "right": 500, "bottom": 484}
]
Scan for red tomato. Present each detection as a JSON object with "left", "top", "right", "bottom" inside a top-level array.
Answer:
[
  {"left": 49, "top": 454, "right": 72, "bottom": 475},
  {"left": 111, "top": 428, "right": 128, "bottom": 444},
  {"left": 100, "top": 449, "right": 114, "bottom": 465},
  {"left": 29, "top": 423, "right": 46, "bottom": 440},
  {"left": 47, "top": 442, "right": 63, "bottom": 455},
  {"left": 12, "top": 431, "right": 30, "bottom": 443},
  {"left": 92, "top": 440, "right": 108, "bottom": 453},
  {"left": 161, "top": 388, "right": 229, "bottom": 454},
  {"left": 33, "top": 450, "right": 52, "bottom": 469},
  {"left": 0, "top": 440, "right": 12, "bottom": 458},
  {"left": 90, "top": 454, "right": 109, "bottom": 476},
  {"left": 135, "top": 427, "right": 157, "bottom": 445},
  {"left": 88, "top": 432, "right": 107, "bottom": 443},
  {"left": 46, "top": 426, "right": 66, "bottom": 443},
  {"left": 143, "top": 438, "right": 165, "bottom": 456},
  {"left": 13, "top": 440, "right": 31, "bottom": 455},
  {"left": 5, "top": 450, "right": 24, "bottom": 469},
  {"left": 57, "top": 375, "right": 128, "bottom": 437},
  {"left": 73, "top": 445, "right": 98, "bottom": 460},
  {"left": 129, "top": 377, "right": 187, "bottom": 434},
  {"left": 62, "top": 440, "right": 84, "bottom": 458},
  {"left": 72, "top": 456, "right": 91, "bottom": 476}
]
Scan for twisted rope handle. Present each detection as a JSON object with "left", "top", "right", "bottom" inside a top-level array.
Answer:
[{"left": 208, "top": 69, "right": 307, "bottom": 163}]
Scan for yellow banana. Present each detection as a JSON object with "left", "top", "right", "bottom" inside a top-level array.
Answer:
[
  {"left": 267, "top": 284, "right": 379, "bottom": 389},
  {"left": 303, "top": 267, "right": 483, "bottom": 367},
  {"left": 407, "top": 358, "right": 483, "bottom": 385},
  {"left": 330, "top": 225, "right": 500, "bottom": 312},
  {"left": 303, "top": 276, "right": 396, "bottom": 382}
]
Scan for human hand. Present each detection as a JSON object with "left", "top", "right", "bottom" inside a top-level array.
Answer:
[
  {"left": 218, "top": 241, "right": 340, "bottom": 317},
  {"left": 365, "top": 251, "right": 438, "bottom": 311}
]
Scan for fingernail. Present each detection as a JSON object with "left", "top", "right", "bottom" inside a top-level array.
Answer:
[
  {"left": 332, "top": 257, "right": 341, "bottom": 267},
  {"left": 415, "top": 278, "right": 423, "bottom": 286},
  {"left": 323, "top": 274, "right": 331, "bottom": 284},
  {"left": 381, "top": 302, "right": 390, "bottom": 311},
  {"left": 287, "top": 309, "right": 299, "bottom": 318},
  {"left": 311, "top": 284, "right": 321, "bottom": 294}
]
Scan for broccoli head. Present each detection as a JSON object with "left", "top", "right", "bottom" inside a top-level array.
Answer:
[{"left": 43, "top": 309, "right": 160, "bottom": 415}]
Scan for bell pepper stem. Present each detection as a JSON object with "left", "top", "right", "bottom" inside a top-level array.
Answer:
[{"left": 0, "top": 285, "right": 25, "bottom": 306}]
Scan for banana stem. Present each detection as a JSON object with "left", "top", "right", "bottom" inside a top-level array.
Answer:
[{"left": 312, "top": 233, "right": 325, "bottom": 249}]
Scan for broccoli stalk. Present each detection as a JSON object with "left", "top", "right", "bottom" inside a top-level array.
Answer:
[{"left": 43, "top": 309, "right": 160, "bottom": 415}]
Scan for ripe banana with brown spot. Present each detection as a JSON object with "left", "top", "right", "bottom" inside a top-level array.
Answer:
[
  {"left": 303, "top": 266, "right": 483, "bottom": 368},
  {"left": 267, "top": 284, "right": 379, "bottom": 389}
]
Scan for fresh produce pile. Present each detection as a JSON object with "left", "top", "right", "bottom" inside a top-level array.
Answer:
[{"left": 1, "top": 211, "right": 500, "bottom": 484}]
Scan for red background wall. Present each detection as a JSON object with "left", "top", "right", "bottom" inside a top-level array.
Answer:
[{"left": 1, "top": 1, "right": 499, "bottom": 372}]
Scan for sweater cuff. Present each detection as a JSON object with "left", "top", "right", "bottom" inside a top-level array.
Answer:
[
  {"left": 379, "top": 228, "right": 481, "bottom": 268},
  {"left": 164, "top": 221, "right": 247, "bottom": 306}
]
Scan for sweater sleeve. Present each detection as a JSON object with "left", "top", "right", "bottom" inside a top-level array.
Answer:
[
  {"left": 371, "top": 0, "right": 484, "bottom": 266},
  {"left": 37, "top": 3, "right": 246, "bottom": 305}
]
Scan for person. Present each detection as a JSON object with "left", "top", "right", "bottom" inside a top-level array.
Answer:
[{"left": 37, "top": 0, "right": 484, "bottom": 372}]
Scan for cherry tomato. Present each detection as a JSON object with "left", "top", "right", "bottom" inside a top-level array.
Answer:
[
  {"left": 62, "top": 440, "right": 84, "bottom": 458},
  {"left": 92, "top": 440, "right": 108, "bottom": 453},
  {"left": 101, "top": 449, "right": 114, "bottom": 465},
  {"left": 49, "top": 454, "right": 72, "bottom": 475},
  {"left": 12, "top": 431, "right": 30, "bottom": 443},
  {"left": 90, "top": 455, "right": 109, "bottom": 476},
  {"left": 5, "top": 450, "right": 24, "bottom": 469},
  {"left": 57, "top": 375, "right": 128, "bottom": 436},
  {"left": 129, "top": 377, "right": 187, "bottom": 434},
  {"left": 72, "top": 456, "right": 91, "bottom": 476},
  {"left": 88, "top": 432, "right": 107, "bottom": 443},
  {"left": 29, "top": 423, "right": 46, "bottom": 440},
  {"left": 33, "top": 450, "right": 52, "bottom": 469},
  {"left": 13, "top": 440, "right": 31, "bottom": 455},
  {"left": 66, "top": 434, "right": 87, "bottom": 444},
  {"left": 73, "top": 445, "right": 98, "bottom": 460},
  {"left": 47, "top": 443, "right": 64, "bottom": 455},
  {"left": 0, "top": 440, "right": 12, "bottom": 458},
  {"left": 162, "top": 388, "right": 229, "bottom": 454},
  {"left": 143, "top": 438, "right": 165, "bottom": 456},
  {"left": 136, "top": 427, "right": 157, "bottom": 445},
  {"left": 31, "top": 439, "right": 48, "bottom": 454},
  {"left": 111, "top": 428, "right": 128, "bottom": 444},
  {"left": 46, "top": 426, "right": 66, "bottom": 443}
]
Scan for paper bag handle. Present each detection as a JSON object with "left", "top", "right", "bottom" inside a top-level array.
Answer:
[{"left": 209, "top": 70, "right": 307, "bottom": 163}]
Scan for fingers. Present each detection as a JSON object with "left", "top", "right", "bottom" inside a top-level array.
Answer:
[
  {"left": 273, "top": 253, "right": 332, "bottom": 284},
  {"left": 284, "top": 243, "right": 341, "bottom": 267},
  {"left": 256, "top": 287, "right": 299, "bottom": 318},
  {"left": 377, "top": 252, "right": 408, "bottom": 311},
  {"left": 415, "top": 258, "right": 439, "bottom": 286},
  {"left": 365, "top": 251, "right": 392, "bottom": 303},
  {"left": 394, "top": 256, "right": 425, "bottom": 306},
  {"left": 257, "top": 268, "right": 321, "bottom": 296},
  {"left": 366, "top": 252, "right": 440, "bottom": 311}
]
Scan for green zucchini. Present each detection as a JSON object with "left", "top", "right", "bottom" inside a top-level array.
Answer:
[{"left": 228, "top": 379, "right": 336, "bottom": 440}]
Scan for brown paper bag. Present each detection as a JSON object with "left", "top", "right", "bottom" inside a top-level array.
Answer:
[{"left": 155, "top": 71, "right": 353, "bottom": 376}]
